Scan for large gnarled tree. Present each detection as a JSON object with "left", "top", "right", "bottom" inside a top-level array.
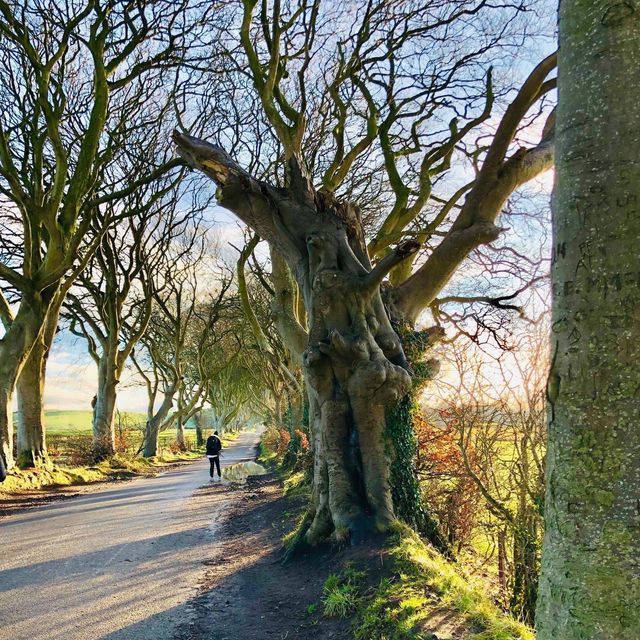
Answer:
[{"left": 174, "top": 0, "right": 556, "bottom": 542}]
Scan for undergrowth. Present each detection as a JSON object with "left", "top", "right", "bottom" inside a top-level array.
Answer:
[
  {"left": 353, "top": 523, "right": 534, "bottom": 640},
  {"left": 323, "top": 567, "right": 365, "bottom": 618}
]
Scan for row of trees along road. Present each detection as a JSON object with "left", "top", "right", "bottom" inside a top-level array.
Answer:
[
  {"left": 0, "top": 0, "right": 281, "bottom": 466},
  {"left": 0, "top": 0, "right": 217, "bottom": 467}
]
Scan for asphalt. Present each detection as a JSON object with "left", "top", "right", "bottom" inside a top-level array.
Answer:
[{"left": 0, "top": 429, "right": 262, "bottom": 640}]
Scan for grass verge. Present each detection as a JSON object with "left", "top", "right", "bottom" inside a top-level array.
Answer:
[
  {"left": 3, "top": 430, "right": 242, "bottom": 493},
  {"left": 352, "top": 523, "right": 534, "bottom": 640},
  {"left": 1, "top": 450, "right": 202, "bottom": 492}
]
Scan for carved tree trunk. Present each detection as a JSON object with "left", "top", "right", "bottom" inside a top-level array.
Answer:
[
  {"left": 174, "top": 133, "right": 419, "bottom": 542},
  {"left": 535, "top": 4, "right": 640, "bottom": 638}
]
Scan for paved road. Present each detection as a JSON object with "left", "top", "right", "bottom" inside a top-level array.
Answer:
[{"left": 0, "top": 430, "right": 262, "bottom": 640}]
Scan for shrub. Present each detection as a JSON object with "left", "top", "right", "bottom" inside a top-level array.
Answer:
[{"left": 63, "top": 435, "right": 97, "bottom": 466}]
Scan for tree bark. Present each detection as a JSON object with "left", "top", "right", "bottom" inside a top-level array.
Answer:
[
  {"left": 16, "top": 337, "right": 47, "bottom": 468},
  {"left": 535, "top": 3, "right": 640, "bottom": 638},
  {"left": 176, "top": 418, "right": 186, "bottom": 450},
  {"left": 194, "top": 411, "right": 205, "bottom": 447},
  {"left": 0, "top": 301, "right": 46, "bottom": 469},
  {"left": 92, "top": 356, "right": 118, "bottom": 459},
  {"left": 143, "top": 388, "right": 175, "bottom": 458},
  {"left": 0, "top": 382, "right": 13, "bottom": 471},
  {"left": 15, "top": 301, "right": 61, "bottom": 467}
]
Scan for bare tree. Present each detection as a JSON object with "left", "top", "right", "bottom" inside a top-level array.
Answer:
[
  {"left": 173, "top": 0, "right": 556, "bottom": 543},
  {"left": 134, "top": 243, "right": 233, "bottom": 457},
  {"left": 63, "top": 171, "right": 208, "bottom": 457},
  {"left": 435, "top": 328, "right": 547, "bottom": 623},
  {"left": 0, "top": 0, "right": 209, "bottom": 467}
]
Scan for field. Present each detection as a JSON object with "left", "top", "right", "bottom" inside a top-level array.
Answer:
[
  {"left": 42, "top": 410, "right": 147, "bottom": 435},
  {"left": 32, "top": 410, "right": 202, "bottom": 464}
]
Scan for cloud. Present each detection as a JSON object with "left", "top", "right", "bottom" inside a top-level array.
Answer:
[{"left": 39, "top": 335, "right": 150, "bottom": 412}]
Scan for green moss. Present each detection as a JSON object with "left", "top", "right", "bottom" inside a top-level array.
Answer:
[
  {"left": 385, "top": 326, "right": 449, "bottom": 553},
  {"left": 283, "top": 471, "right": 309, "bottom": 498},
  {"left": 386, "top": 394, "right": 448, "bottom": 553},
  {"left": 352, "top": 523, "right": 534, "bottom": 640}
]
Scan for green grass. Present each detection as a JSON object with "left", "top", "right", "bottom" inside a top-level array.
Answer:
[
  {"left": 353, "top": 523, "right": 534, "bottom": 640},
  {"left": 323, "top": 570, "right": 363, "bottom": 618},
  {"left": 3, "top": 412, "right": 245, "bottom": 493},
  {"left": 33, "top": 410, "right": 147, "bottom": 435},
  {"left": 1, "top": 455, "right": 161, "bottom": 492},
  {"left": 4, "top": 432, "right": 243, "bottom": 493},
  {"left": 42, "top": 410, "right": 209, "bottom": 461}
]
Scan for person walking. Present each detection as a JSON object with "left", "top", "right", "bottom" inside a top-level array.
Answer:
[
  {"left": 206, "top": 431, "right": 223, "bottom": 480},
  {"left": 0, "top": 454, "right": 6, "bottom": 483}
]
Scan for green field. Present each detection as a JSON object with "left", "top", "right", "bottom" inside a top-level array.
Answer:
[
  {"left": 34, "top": 410, "right": 148, "bottom": 435},
  {"left": 35, "top": 410, "right": 203, "bottom": 464}
]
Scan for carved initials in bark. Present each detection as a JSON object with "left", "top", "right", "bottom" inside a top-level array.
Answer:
[{"left": 174, "top": 131, "right": 418, "bottom": 541}]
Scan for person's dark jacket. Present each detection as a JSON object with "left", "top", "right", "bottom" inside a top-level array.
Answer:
[
  {"left": 206, "top": 435, "right": 222, "bottom": 456},
  {"left": 0, "top": 455, "right": 6, "bottom": 483}
]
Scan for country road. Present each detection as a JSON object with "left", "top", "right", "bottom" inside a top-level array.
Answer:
[{"left": 0, "top": 429, "right": 262, "bottom": 640}]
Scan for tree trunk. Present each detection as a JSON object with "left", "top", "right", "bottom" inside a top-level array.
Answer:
[
  {"left": 143, "top": 389, "right": 175, "bottom": 458},
  {"left": 0, "top": 381, "right": 14, "bottom": 471},
  {"left": 535, "top": 4, "right": 640, "bottom": 638},
  {"left": 176, "top": 418, "right": 186, "bottom": 450},
  {"left": 511, "top": 522, "right": 538, "bottom": 626},
  {"left": 92, "top": 356, "right": 118, "bottom": 459},
  {"left": 0, "top": 302, "right": 46, "bottom": 469},
  {"left": 194, "top": 411, "right": 204, "bottom": 447},
  {"left": 175, "top": 385, "right": 186, "bottom": 450},
  {"left": 16, "top": 337, "right": 47, "bottom": 468},
  {"left": 16, "top": 302, "right": 61, "bottom": 468},
  {"left": 175, "top": 133, "right": 422, "bottom": 543},
  {"left": 498, "top": 529, "right": 507, "bottom": 595}
]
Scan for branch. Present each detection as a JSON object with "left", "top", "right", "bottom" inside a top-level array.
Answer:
[
  {"left": 391, "top": 55, "right": 557, "bottom": 324},
  {"left": 0, "top": 289, "right": 14, "bottom": 330},
  {"left": 362, "top": 239, "right": 420, "bottom": 290},
  {"left": 172, "top": 131, "right": 302, "bottom": 263}
]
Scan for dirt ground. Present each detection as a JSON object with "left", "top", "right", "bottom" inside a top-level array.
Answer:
[{"left": 174, "top": 475, "right": 392, "bottom": 640}]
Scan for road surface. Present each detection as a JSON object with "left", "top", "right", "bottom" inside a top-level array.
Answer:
[{"left": 0, "top": 429, "right": 262, "bottom": 640}]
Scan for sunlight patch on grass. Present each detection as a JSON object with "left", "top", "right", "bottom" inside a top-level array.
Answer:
[
  {"left": 353, "top": 523, "right": 534, "bottom": 640},
  {"left": 2, "top": 450, "right": 201, "bottom": 492}
]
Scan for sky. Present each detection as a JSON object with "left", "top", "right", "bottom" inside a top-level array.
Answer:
[{"left": 39, "top": 205, "right": 248, "bottom": 414}]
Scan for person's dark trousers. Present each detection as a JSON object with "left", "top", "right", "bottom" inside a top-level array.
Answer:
[{"left": 209, "top": 455, "right": 221, "bottom": 478}]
